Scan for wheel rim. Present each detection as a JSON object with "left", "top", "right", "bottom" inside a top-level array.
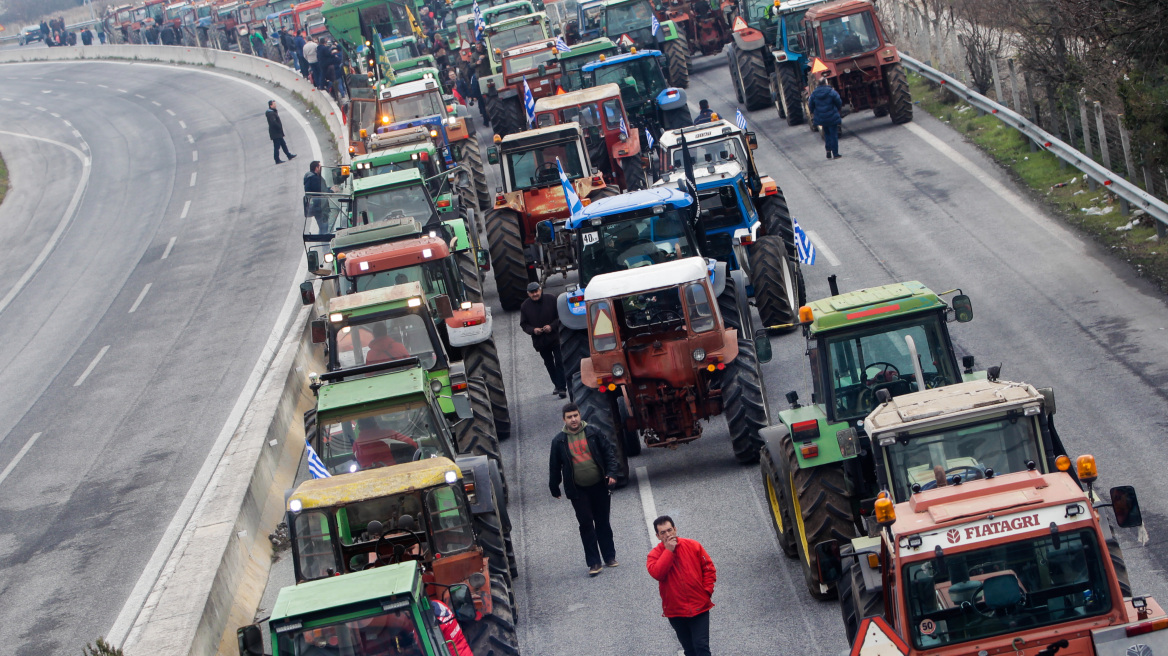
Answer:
[
  {"left": 765, "top": 470, "right": 786, "bottom": 534},
  {"left": 789, "top": 470, "right": 812, "bottom": 566},
  {"left": 780, "top": 253, "right": 797, "bottom": 318}
]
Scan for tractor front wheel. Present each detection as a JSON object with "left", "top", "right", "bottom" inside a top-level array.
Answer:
[
  {"left": 569, "top": 372, "right": 630, "bottom": 487},
  {"left": 461, "top": 136, "right": 493, "bottom": 213},
  {"left": 559, "top": 325, "right": 589, "bottom": 390},
  {"left": 663, "top": 33, "right": 690, "bottom": 88},
  {"left": 838, "top": 544, "right": 884, "bottom": 645},
  {"left": 759, "top": 192, "right": 794, "bottom": 259},
  {"left": 620, "top": 155, "right": 647, "bottom": 191},
  {"left": 749, "top": 235, "right": 802, "bottom": 330},
  {"left": 472, "top": 502, "right": 513, "bottom": 593},
  {"left": 761, "top": 443, "right": 798, "bottom": 558},
  {"left": 463, "top": 340, "right": 512, "bottom": 442},
  {"left": 456, "top": 249, "right": 485, "bottom": 304},
  {"left": 484, "top": 208, "right": 529, "bottom": 311},
  {"left": 463, "top": 577, "right": 520, "bottom": 656},
  {"left": 1106, "top": 530, "right": 1133, "bottom": 598},
  {"left": 454, "top": 378, "right": 505, "bottom": 473},
  {"left": 884, "top": 63, "right": 913, "bottom": 124},
  {"left": 485, "top": 93, "right": 522, "bottom": 138},
  {"left": 723, "top": 338, "right": 768, "bottom": 464},
  {"left": 777, "top": 63, "right": 804, "bottom": 126},
  {"left": 735, "top": 45, "right": 771, "bottom": 111}
]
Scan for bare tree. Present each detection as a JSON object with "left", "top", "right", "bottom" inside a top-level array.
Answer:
[
  {"left": 952, "top": 0, "right": 1009, "bottom": 95},
  {"left": 901, "top": 0, "right": 959, "bottom": 70}
]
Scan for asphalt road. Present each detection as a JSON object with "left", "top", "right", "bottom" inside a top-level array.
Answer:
[{"left": 0, "top": 62, "right": 318, "bottom": 655}]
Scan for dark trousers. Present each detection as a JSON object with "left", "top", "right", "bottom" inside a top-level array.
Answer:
[
  {"left": 668, "top": 611, "right": 711, "bottom": 656},
  {"left": 569, "top": 482, "right": 615, "bottom": 567},
  {"left": 537, "top": 346, "right": 565, "bottom": 391},
  {"left": 822, "top": 122, "right": 840, "bottom": 156},
  {"left": 272, "top": 137, "right": 292, "bottom": 162}
]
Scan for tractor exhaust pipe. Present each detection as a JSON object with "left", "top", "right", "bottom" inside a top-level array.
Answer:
[
  {"left": 904, "top": 335, "right": 926, "bottom": 390},
  {"left": 828, "top": 274, "right": 839, "bottom": 296}
]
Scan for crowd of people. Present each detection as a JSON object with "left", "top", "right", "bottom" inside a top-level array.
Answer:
[{"left": 39, "top": 17, "right": 105, "bottom": 47}]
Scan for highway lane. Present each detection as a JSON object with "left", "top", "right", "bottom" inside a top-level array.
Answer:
[{"left": 0, "top": 62, "right": 318, "bottom": 655}]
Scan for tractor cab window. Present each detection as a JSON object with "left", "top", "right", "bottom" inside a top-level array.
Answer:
[
  {"left": 347, "top": 261, "right": 454, "bottom": 304},
  {"left": 783, "top": 10, "right": 809, "bottom": 53},
  {"left": 581, "top": 3, "right": 604, "bottom": 31},
  {"left": 604, "top": 0, "right": 653, "bottom": 35},
  {"left": 668, "top": 137, "right": 747, "bottom": 169},
  {"left": 685, "top": 283, "right": 715, "bottom": 332},
  {"left": 384, "top": 89, "right": 444, "bottom": 120},
  {"left": 696, "top": 185, "right": 745, "bottom": 231},
  {"left": 904, "top": 530, "right": 1111, "bottom": 650},
  {"left": 620, "top": 287, "right": 685, "bottom": 333},
  {"left": 277, "top": 607, "right": 425, "bottom": 656},
  {"left": 353, "top": 184, "right": 435, "bottom": 225},
  {"left": 293, "top": 511, "right": 336, "bottom": 580},
  {"left": 427, "top": 486, "right": 475, "bottom": 554},
  {"left": 492, "top": 4, "right": 533, "bottom": 23},
  {"left": 338, "top": 493, "right": 426, "bottom": 547},
  {"left": 333, "top": 312, "right": 439, "bottom": 372},
  {"left": 490, "top": 23, "right": 548, "bottom": 61},
  {"left": 590, "top": 300, "right": 618, "bottom": 351},
  {"left": 318, "top": 403, "right": 448, "bottom": 475},
  {"left": 363, "top": 156, "right": 433, "bottom": 181},
  {"left": 602, "top": 99, "right": 623, "bottom": 129},
  {"left": 562, "top": 103, "right": 601, "bottom": 128},
  {"left": 823, "top": 314, "right": 958, "bottom": 420},
  {"left": 536, "top": 113, "right": 557, "bottom": 128},
  {"left": 595, "top": 57, "right": 667, "bottom": 106},
  {"left": 883, "top": 417, "right": 1044, "bottom": 501},
  {"left": 349, "top": 99, "right": 380, "bottom": 143},
  {"left": 562, "top": 50, "right": 615, "bottom": 90},
  {"left": 819, "top": 12, "right": 878, "bottom": 59},
  {"left": 505, "top": 48, "right": 557, "bottom": 75},
  {"left": 383, "top": 42, "right": 420, "bottom": 63},
  {"left": 578, "top": 211, "right": 698, "bottom": 285},
  {"left": 505, "top": 140, "right": 584, "bottom": 189}
]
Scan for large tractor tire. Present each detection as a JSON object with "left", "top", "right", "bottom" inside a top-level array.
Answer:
[
  {"left": 884, "top": 63, "right": 913, "bottom": 125},
  {"left": 454, "top": 379, "right": 505, "bottom": 472},
  {"left": 716, "top": 272, "right": 747, "bottom": 335},
  {"left": 484, "top": 208, "right": 529, "bottom": 311},
  {"left": 838, "top": 544, "right": 884, "bottom": 645},
  {"left": 663, "top": 105, "right": 693, "bottom": 130},
  {"left": 722, "top": 338, "right": 767, "bottom": 464},
  {"left": 461, "top": 136, "right": 493, "bottom": 213},
  {"left": 472, "top": 504, "right": 513, "bottom": 593},
  {"left": 463, "top": 577, "right": 520, "bottom": 656},
  {"left": 759, "top": 193, "right": 794, "bottom": 259},
  {"left": 485, "top": 94, "right": 522, "bottom": 138},
  {"left": 569, "top": 372, "right": 631, "bottom": 487},
  {"left": 559, "top": 325, "right": 589, "bottom": 389},
  {"left": 457, "top": 183, "right": 478, "bottom": 228},
  {"left": 463, "top": 341, "right": 512, "bottom": 442},
  {"left": 620, "top": 155, "right": 647, "bottom": 191},
  {"left": 749, "top": 235, "right": 801, "bottom": 330},
  {"left": 589, "top": 186, "right": 620, "bottom": 202},
  {"left": 779, "top": 431, "right": 858, "bottom": 600},
  {"left": 1106, "top": 531, "right": 1133, "bottom": 598},
  {"left": 760, "top": 444, "right": 798, "bottom": 558},
  {"left": 776, "top": 63, "right": 804, "bottom": 126},
  {"left": 617, "top": 396, "right": 641, "bottom": 456},
  {"left": 734, "top": 44, "right": 771, "bottom": 111},
  {"left": 663, "top": 33, "right": 690, "bottom": 88},
  {"left": 456, "top": 249, "right": 485, "bottom": 304}
]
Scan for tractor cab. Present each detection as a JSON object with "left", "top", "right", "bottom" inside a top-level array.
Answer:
[
  {"left": 599, "top": 0, "right": 657, "bottom": 48},
  {"left": 351, "top": 127, "right": 467, "bottom": 221},
  {"left": 534, "top": 84, "right": 646, "bottom": 190},
  {"left": 804, "top": 0, "right": 886, "bottom": 65},
  {"left": 483, "top": 13, "right": 552, "bottom": 69},
  {"left": 656, "top": 158, "right": 758, "bottom": 268},
  {"left": 340, "top": 235, "right": 475, "bottom": 305},
  {"left": 502, "top": 39, "right": 564, "bottom": 101},
  {"left": 582, "top": 49, "right": 691, "bottom": 140},
  {"left": 351, "top": 169, "right": 440, "bottom": 230},
  {"left": 488, "top": 122, "right": 596, "bottom": 223},
  {"left": 557, "top": 37, "right": 619, "bottom": 91},
  {"left": 658, "top": 119, "right": 764, "bottom": 192},
  {"left": 376, "top": 77, "right": 457, "bottom": 153},
  {"left": 452, "top": 0, "right": 534, "bottom": 46},
  {"left": 575, "top": 0, "right": 606, "bottom": 41}
]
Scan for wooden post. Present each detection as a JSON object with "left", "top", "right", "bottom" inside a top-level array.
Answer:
[
  {"left": 1144, "top": 166, "right": 1156, "bottom": 196},
  {"left": 1117, "top": 114, "right": 1135, "bottom": 181},
  {"left": 1022, "top": 73, "right": 1039, "bottom": 152},
  {"left": 1079, "top": 94, "right": 1095, "bottom": 190},
  {"left": 1094, "top": 101, "right": 1111, "bottom": 171},
  {"left": 990, "top": 57, "right": 1004, "bottom": 104},
  {"left": 1007, "top": 59, "right": 1022, "bottom": 114}
]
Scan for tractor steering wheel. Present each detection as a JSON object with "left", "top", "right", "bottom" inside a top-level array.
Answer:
[
  {"left": 535, "top": 162, "right": 560, "bottom": 182},
  {"left": 920, "top": 465, "right": 986, "bottom": 490},
  {"left": 863, "top": 362, "right": 901, "bottom": 385}
]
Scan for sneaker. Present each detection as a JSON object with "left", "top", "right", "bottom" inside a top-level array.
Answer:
[
  {"left": 589, "top": 565, "right": 603, "bottom": 576},
  {"left": 288, "top": 154, "right": 298, "bottom": 160},
  {"left": 605, "top": 559, "right": 619, "bottom": 568},
  {"left": 275, "top": 159, "right": 285, "bottom": 164}
]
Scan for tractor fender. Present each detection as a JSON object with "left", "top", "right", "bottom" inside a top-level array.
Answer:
[
  {"left": 759, "top": 422, "right": 791, "bottom": 464},
  {"left": 656, "top": 86, "right": 688, "bottom": 111},
  {"left": 612, "top": 127, "right": 642, "bottom": 159},
  {"left": 446, "top": 306, "right": 494, "bottom": 347},
  {"left": 497, "top": 87, "right": 519, "bottom": 100},
  {"left": 557, "top": 291, "right": 587, "bottom": 330},
  {"left": 710, "top": 260, "right": 728, "bottom": 298},
  {"left": 729, "top": 268, "right": 751, "bottom": 338},
  {"left": 479, "top": 73, "right": 504, "bottom": 96},
  {"left": 660, "top": 19, "right": 681, "bottom": 40},
  {"left": 455, "top": 454, "right": 497, "bottom": 516},
  {"left": 732, "top": 27, "right": 766, "bottom": 51}
]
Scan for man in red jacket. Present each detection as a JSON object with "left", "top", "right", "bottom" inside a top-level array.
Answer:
[{"left": 646, "top": 515, "right": 716, "bottom": 656}]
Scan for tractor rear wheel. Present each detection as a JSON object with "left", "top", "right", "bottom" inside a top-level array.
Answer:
[
  {"left": 569, "top": 372, "right": 630, "bottom": 487},
  {"left": 461, "top": 136, "right": 493, "bottom": 212},
  {"left": 456, "top": 249, "right": 485, "bottom": 304},
  {"left": 559, "top": 326, "right": 589, "bottom": 392},
  {"left": 463, "top": 577, "right": 520, "bottom": 656},
  {"left": 884, "top": 63, "right": 913, "bottom": 124},
  {"left": 484, "top": 208, "right": 529, "bottom": 311},
  {"left": 663, "top": 33, "right": 690, "bottom": 88},
  {"left": 454, "top": 378, "right": 505, "bottom": 474},
  {"left": 759, "top": 193, "right": 794, "bottom": 259},
  {"left": 463, "top": 340, "right": 512, "bottom": 442},
  {"left": 620, "top": 155, "right": 647, "bottom": 191},
  {"left": 1106, "top": 531, "right": 1133, "bottom": 598},
  {"left": 777, "top": 63, "right": 804, "bottom": 126},
  {"left": 717, "top": 271, "right": 746, "bottom": 334},
  {"left": 838, "top": 544, "right": 884, "bottom": 645},
  {"left": 485, "top": 94, "right": 522, "bottom": 138},
  {"left": 779, "top": 430, "right": 858, "bottom": 600},
  {"left": 735, "top": 45, "right": 771, "bottom": 111},
  {"left": 750, "top": 235, "right": 801, "bottom": 330},
  {"left": 472, "top": 502, "right": 513, "bottom": 593},
  {"left": 457, "top": 184, "right": 478, "bottom": 231},
  {"left": 617, "top": 396, "right": 641, "bottom": 456},
  {"left": 761, "top": 443, "right": 798, "bottom": 558},
  {"left": 723, "top": 338, "right": 767, "bottom": 464}
]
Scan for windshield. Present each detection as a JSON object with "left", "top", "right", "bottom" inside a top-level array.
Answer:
[
  {"left": 905, "top": 530, "right": 1111, "bottom": 650},
  {"left": 783, "top": 10, "right": 808, "bottom": 52},
  {"left": 605, "top": 0, "right": 653, "bottom": 35},
  {"left": 594, "top": 57, "right": 667, "bottom": 105},
  {"left": 319, "top": 403, "right": 448, "bottom": 475},
  {"left": 489, "top": 23, "right": 547, "bottom": 60},
  {"left": 332, "top": 312, "right": 439, "bottom": 372},
  {"left": 276, "top": 608, "right": 425, "bottom": 656},
  {"left": 345, "top": 261, "right": 454, "bottom": 301},
  {"left": 561, "top": 50, "right": 614, "bottom": 90},
  {"left": 824, "top": 314, "right": 958, "bottom": 421},
  {"left": 578, "top": 211, "right": 697, "bottom": 286},
  {"left": 883, "top": 417, "right": 1043, "bottom": 501},
  {"left": 620, "top": 286, "right": 684, "bottom": 332},
  {"left": 490, "top": 5, "right": 531, "bottom": 23},
  {"left": 820, "top": 11, "right": 879, "bottom": 59},
  {"left": 384, "top": 42, "right": 419, "bottom": 63},
  {"left": 505, "top": 48, "right": 556, "bottom": 75},
  {"left": 349, "top": 99, "right": 379, "bottom": 143},
  {"left": 360, "top": 157, "right": 431, "bottom": 180},
  {"left": 385, "top": 90, "right": 444, "bottom": 120},
  {"left": 505, "top": 140, "right": 583, "bottom": 190},
  {"left": 668, "top": 137, "right": 748, "bottom": 170},
  {"left": 353, "top": 184, "right": 433, "bottom": 224}
]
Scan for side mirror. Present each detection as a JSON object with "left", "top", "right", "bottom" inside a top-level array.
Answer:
[
  {"left": 237, "top": 624, "right": 265, "bottom": 656},
  {"left": 1038, "top": 387, "right": 1055, "bottom": 415},
  {"left": 1110, "top": 486, "right": 1143, "bottom": 528},
  {"left": 745, "top": 131, "right": 758, "bottom": 149},
  {"left": 813, "top": 540, "right": 843, "bottom": 585},
  {"left": 753, "top": 333, "right": 772, "bottom": 363},
  {"left": 310, "top": 319, "right": 327, "bottom": 343},
  {"left": 299, "top": 281, "right": 316, "bottom": 305},
  {"left": 306, "top": 250, "right": 320, "bottom": 273},
  {"left": 448, "top": 584, "right": 477, "bottom": 622},
  {"left": 436, "top": 294, "right": 455, "bottom": 320},
  {"left": 536, "top": 220, "right": 554, "bottom": 244},
  {"left": 952, "top": 294, "right": 973, "bottom": 322},
  {"left": 487, "top": 146, "right": 499, "bottom": 165}
]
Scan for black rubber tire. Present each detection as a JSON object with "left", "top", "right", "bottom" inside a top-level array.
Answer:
[
  {"left": 1106, "top": 531, "right": 1133, "bottom": 598},
  {"left": 472, "top": 505, "right": 513, "bottom": 592},
  {"left": 618, "top": 396, "right": 641, "bottom": 456},
  {"left": 770, "top": 71, "right": 786, "bottom": 119},
  {"left": 303, "top": 408, "right": 318, "bottom": 451},
  {"left": 716, "top": 272, "right": 747, "bottom": 334},
  {"left": 485, "top": 93, "right": 523, "bottom": 138},
  {"left": 484, "top": 208, "right": 529, "bottom": 311},
  {"left": 723, "top": 338, "right": 767, "bottom": 464},
  {"left": 663, "top": 105, "right": 693, "bottom": 130},
  {"left": 456, "top": 249, "right": 485, "bottom": 304},
  {"left": 568, "top": 372, "right": 630, "bottom": 487},
  {"left": 463, "top": 577, "right": 520, "bottom": 656},
  {"left": 749, "top": 235, "right": 799, "bottom": 329},
  {"left": 777, "top": 63, "right": 804, "bottom": 126},
  {"left": 779, "top": 430, "right": 858, "bottom": 600},
  {"left": 462, "top": 341, "right": 512, "bottom": 442},
  {"left": 730, "top": 48, "right": 745, "bottom": 104},
  {"left": 559, "top": 326, "right": 589, "bottom": 393},
  {"left": 460, "top": 136, "right": 493, "bottom": 213},
  {"left": 761, "top": 443, "right": 798, "bottom": 558},
  {"left": 663, "top": 33, "right": 690, "bottom": 88},
  {"left": 759, "top": 193, "right": 794, "bottom": 259},
  {"left": 454, "top": 378, "right": 504, "bottom": 469},
  {"left": 885, "top": 63, "right": 913, "bottom": 125},
  {"left": 838, "top": 544, "right": 884, "bottom": 644},
  {"left": 621, "top": 155, "right": 647, "bottom": 191},
  {"left": 736, "top": 45, "right": 771, "bottom": 111}
]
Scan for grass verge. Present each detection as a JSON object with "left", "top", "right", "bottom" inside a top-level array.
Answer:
[
  {"left": 907, "top": 71, "right": 1167, "bottom": 293},
  {"left": 0, "top": 150, "right": 8, "bottom": 208}
]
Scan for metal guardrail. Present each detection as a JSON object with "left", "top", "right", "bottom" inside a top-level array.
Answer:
[{"left": 901, "top": 53, "right": 1168, "bottom": 235}]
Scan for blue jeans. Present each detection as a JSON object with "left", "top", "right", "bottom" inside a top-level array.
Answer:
[{"left": 822, "top": 122, "right": 840, "bottom": 156}]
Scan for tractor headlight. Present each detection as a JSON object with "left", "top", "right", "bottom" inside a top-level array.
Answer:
[
  {"left": 289, "top": 499, "right": 302, "bottom": 513},
  {"left": 692, "top": 348, "right": 706, "bottom": 362},
  {"left": 611, "top": 363, "right": 625, "bottom": 378},
  {"left": 445, "top": 470, "right": 459, "bottom": 484}
]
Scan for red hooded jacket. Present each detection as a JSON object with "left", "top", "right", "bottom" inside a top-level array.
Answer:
[{"left": 646, "top": 538, "right": 716, "bottom": 618}]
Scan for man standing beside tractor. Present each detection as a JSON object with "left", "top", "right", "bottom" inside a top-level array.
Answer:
[
  {"left": 550, "top": 403, "right": 621, "bottom": 577},
  {"left": 521, "top": 282, "right": 567, "bottom": 398},
  {"left": 809, "top": 76, "right": 843, "bottom": 159}
]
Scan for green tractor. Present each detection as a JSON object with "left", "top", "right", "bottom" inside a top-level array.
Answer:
[
  {"left": 477, "top": 12, "right": 552, "bottom": 125},
  {"left": 596, "top": 0, "right": 690, "bottom": 87},
  {"left": 557, "top": 37, "right": 618, "bottom": 92}
]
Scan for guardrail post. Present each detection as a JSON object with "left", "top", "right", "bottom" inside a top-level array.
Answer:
[
  {"left": 990, "top": 57, "right": 1004, "bottom": 105},
  {"left": 1117, "top": 115, "right": 1135, "bottom": 181},
  {"left": 1007, "top": 59, "right": 1021, "bottom": 114},
  {"left": 1094, "top": 101, "right": 1111, "bottom": 171},
  {"left": 1079, "top": 94, "right": 1096, "bottom": 191}
]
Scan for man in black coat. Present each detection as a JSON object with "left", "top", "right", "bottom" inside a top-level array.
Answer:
[
  {"left": 520, "top": 281, "right": 566, "bottom": 397},
  {"left": 549, "top": 402, "right": 620, "bottom": 576},
  {"left": 303, "top": 160, "right": 328, "bottom": 233},
  {"left": 266, "top": 100, "right": 297, "bottom": 164}
]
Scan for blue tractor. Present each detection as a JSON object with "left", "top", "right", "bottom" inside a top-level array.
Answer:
[{"left": 581, "top": 49, "right": 692, "bottom": 153}]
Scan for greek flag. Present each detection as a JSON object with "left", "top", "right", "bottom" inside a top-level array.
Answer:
[
  {"left": 557, "top": 157, "right": 584, "bottom": 218},
  {"left": 554, "top": 37, "right": 571, "bottom": 52},
  {"left": 651, "top": 14, "right": 660, "bottom": 36},
  {"left": 735, "top": 108, "right": 747, "bottom": 130},
  {"left": 523, "top": 76, "right": 536, "bottom": 128},
  {"left": 793, "top": 218, "right": 816, "bottom": 266},
  {"left": 619, "top": 117, "right": 628, "bottom": 141},
  {"left": 473, "top": 0, "right": 484, "bottom": 41},
  {"left": 306, "top": 440, "right": 332, "bottom": 479},
  {"left": 646, "top": 129, "right": 654, "bottom": 150}
]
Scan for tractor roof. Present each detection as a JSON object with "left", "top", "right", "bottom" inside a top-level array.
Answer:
[
  {"left": 774, "top": 0, "right": 837, "bottom": 13},
  {"left": 806, "top": 281, "right": 947, "bottom": 334},
  {"left": 393, "top": 65, "right": 443, "bottom": 84},
  {"left": 865, "top": 379, "right": 1044, "bottom": 440},
  {"left": 567, "top": 185, "right": 693, "bottom": 229},
  {"left": 656, "top": 161, "right": 747, "bottom": 187},
  {"left": 290, "top": 457, "right": 461, "bottom": 510},
  {"left": 316, "top": 367, "right": 428, "bottom": 417},
  {"left": 353, "top": 168, "right": 426, "bottom": 194},
  {"left": 581, "top": 48, "right": 662, "bottom": 71},
  {"left": 344, "top": 235, "right": 451, "bottom": 278},
  {"left": 584, "top": 257, "right": 709, "bottom": 300},
  {"left": 365, "top": 125, "right": 433, "bottom": 153},
  {"left": 805, "top": 0, "right": 874, "bottom": 21},
  {"left": 659, "top": 119, "right": 743, "bottom": 149},
  {"left": 328, "top": 281, "right": 427, "bottom": 315},
  {"left": 503, "top": 38, "right": 558, "bottom": 58},
  {"left": 559, "top": 37, "right": 617, "bottom": 58},
  {"left": 269, "top": 561, "right": 420, "bottom": 622},
  {"left": 383, "top": 34, "right": 417, "bottom": 46},
  {"left": 534, "top": 83, "right": 621, "bottom": 112},
  {"left": 500, "top": 121, "right": 582, "bottom": 146},
  {"left": 379, "top": 76, "right": 441, "bottom": 99},
  {"left": 487, "top": 11, "right": 546, "bottom": 32},
  {"left": 333, "top": 217, "right": 425, "bottom": 252}
]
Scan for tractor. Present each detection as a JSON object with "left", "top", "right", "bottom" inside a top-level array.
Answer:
[
  {"left": 800, "top": 0, "right": 911, "bottom": 127},
  {"left": 533, "top": 83, "right": 648, "bottom": 192},
  {"left": 573, "top": 257, "right": 773, "bottom": 480},
  {"left": 483, "top": 122, "right": 618, "bottom": 310},
  {"left": 580, "top": 49, "right": 692, "bottom": 144},
  {"left": 556, "top": 37, "right": 619, "bottom": 91},
  {"left": 482, "top": 39, "right": 565, "bottom": 137},
  {"left": 451, "top": 0, "right": 537, "bottom": 51},
  {"left": 814, "top": 466, "right": 1160, "bottom": 656},
  {"left": 477, "top": 13, "right": 553, "bottom": 118},
  {"left": 594, "top": 0, "right": 692, "bottom": 87},
  {"left": 282, "top": 458, "right": 520, "bottom": 654},
  {"left": 322, "top": 0, "right": 420, "bottom": 58}
]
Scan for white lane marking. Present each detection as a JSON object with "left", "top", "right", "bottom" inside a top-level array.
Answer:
[
  {"left": 186, "top": 134, "right": 194, "bottom": 144},
  {"left": 50, "top": 112, "right": 60, "bottom": 118},
  {"left": 128, "top": 283, "right": 152, "bottom": 313},
  {"left": 34, "top": 106, "right": 45, "bottom": 111},
  {"left": 151, "top": 100, "right": 161, "bottom": 107},
  {"left": 97, "top": 83, "right": 109, "bottom": 88},
  {"left": 178, "top": 120, "right": 186, "bottom": 129},
  {"left": 161, "top": 236, "right": 177, "bottom": 260},
  {"left": 191, "top": 150, "right": 198, "bottom": 162},
  {"left": 0, "top": 433, "right": 43, "bottom": 490},
  {"left": 77, "top": 80, "right": 88, "bottom": 85},
  {"left": 180, "top": 199, "right": 191, "bottom": 219},
  {"left": 54, "top": 78, "right": 66, "bottom": 82},
  {"left": 1, "top": 98, "right": 10, "bottom": 102},
  {"left": 74, "top": 345, "right": 111, "bottom": 387},
  {"left": 71, "top": 129, "right": 81, "bottom": 138},
  {"left": 805, "top": 230, "right": 841, "bottom": 266},
  {"left": 165, "top": 109, "right": 175, "bottom": 116},
  {"left": 117, "top": 88, "right": 127, "bottom": 93},
  {"left": 19, "top": 101, "right": 29, "bottom": 106},
  {"left": 0, "top": 131, "right": 91, "bottom": 319},
  {"left": 62, "top": 119, "right": 71, "bottom": 127},
  {"left": 135, "top": 93, "right": 145, "bottom": 99},
  {"left": 636, "top": 466, "right": 660, "bottom": 550},
  {"left": 41, "top": 90, "right": 51, "bottom": 94},
  {"left": 903, "top": 122, "right": 1085, "bottom": 253},
  {"left": 189, "top": 172, "right": 197, "bottom": 187}
]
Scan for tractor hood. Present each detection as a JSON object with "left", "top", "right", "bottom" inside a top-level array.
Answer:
[
  {"left": 565, "top": 185, "right": 693, "bottom": 230},
  {"left": 656, "top": 86, "right": 687, "bottom": 111}
]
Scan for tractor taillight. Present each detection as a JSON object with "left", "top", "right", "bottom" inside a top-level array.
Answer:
[
  {"left": 800, "top": 443, "right": 819, "bottom": 459},
  {"left": 495, "top": 193, "right": 505, "bottom": 205},
  {"left": 451, "top": 381, "right": 468, "bottom": 391},
  {"left": 463, "top": 318, "right": 486, "bottom": 327},
  {"left": 437, "top": 199, "right": 451, "bottom": 207},
  {"left": 739, "top": 234, "right": 754, "bottom": 245},
  {"left": 792, "top": 419, "right": 820, "bottom": 439},
  {"left": 592, "top": 175, "right": 603, "bottom": 185}
]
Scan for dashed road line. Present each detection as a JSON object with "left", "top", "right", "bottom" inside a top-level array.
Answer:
[
  {"left": 34, "top": 106, "right": 45, "bottom": 111},
  {"left": 135, "top": 93, "right": 145, "bottom": 99},
  {"left": 166, "top": 109, "right": 176, "bottom": 116},
  {"left": 186, "top": 135, "right": 194, "bottom": 144},
  {"left": 97, "top": 83, "right": 109, "bottom": 88},
  {"left": 74, "top": 345, "right": 111, "bottom": 387},
  {"left": 1, "top": 98, "right": 10, "bottom": 102},
  {"left": 54, "top": 78, "right": 66, "bottom": 82},
  {"left": 192, "top": 151, "right": 198, "bottom": 162},
  {"left": 76, "top": 80, "right": 87, "bottom": 85},
  {"left": 805, "top": 230, "right": 841, "bottom": 266},
  {"left": 151, "top": 100, "right": 161, "bottom": 107},
  {"left": 71, "top": 129, "right": 82, "bottom": 138},
  {"left": 178, "top": 120, "right": 186, "bottom": 129},
  {"left": 19, "top": 101, "right": 29, "bottom": 106},
  {"left": 50, "top": 112, "right": 60, "bottom": 118},
  {"left": 117, "top": 88, "right": 128, "bottom": 93},
  {"left": 0, "top": 433, "right": 43, "bottom": 490},
  {"left": 62, "top": 119, "right": 71, "bottom": 127},
  {"left": 128, "top": 283, "right": 152, "bottom": 314},
  {"left": 636, "top": 466, "right": 659, "bottom": 550},
  {"left": 180, "top": 199, "right": 191, "bottom": 219},
  {"left": 189, "top": 172, "right": 197, "bottom": 187},
  {"left": 161, "top": 237, "right": 177, "bottom": 260}
]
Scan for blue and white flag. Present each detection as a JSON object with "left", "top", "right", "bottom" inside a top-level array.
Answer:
[
  {"left": 523, "top": 76, "right": 536, "bottom": 128},
  {"left": 557, "top": 157, "right": 585, "bottom": 218},
  {"left": 793, "top": 217, "right": 816, "bottom": 266},
  {"left": 619, "top": 116, "right": 629, "bottom": 141},
  {"left": 651, "top": 14, "right": 661, "bottom": 36},
  {"left": 473, "top": 0, "right": 485, "bottom": 41},
  {"left": 554, "top": 37, "right": 572, "bottom": 52},
  {"left": 306, "top": 440, "right": 332, "bottom": 479},
  {"left": 735, "top": 108, "right": 747, "bottom": 130},
  {"left": 646, "top": 129, "right": 654, "bottom": 150}
]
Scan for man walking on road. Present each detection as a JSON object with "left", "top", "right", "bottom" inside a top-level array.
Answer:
[
  {"left": 647, "top": 516, "right": 716, "bottom": 656},
  {"left": 549, "top": 402, "right": 620, "bottom": 577},
  {"left": 808, "top": 75, "right": 843, "bottom": 159},
  {"left": 266, "top": 100, "right": 297, "bottom": 164},
  {"left": 520, "top": 281, "right": 566, "bottom": 397}
]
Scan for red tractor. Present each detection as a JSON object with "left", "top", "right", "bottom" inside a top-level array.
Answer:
[
  {"left": 533, "top": 83, "right": 648, "bottom": 192},
  {"left": 483, "top": 39, "right": 565, "bottom": 137},
  {"left": 658, "top": 0, "right": 734, "bottom": 58},
  {"left": 801, "top": 0, "right": 912, "bottom": 127}
]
